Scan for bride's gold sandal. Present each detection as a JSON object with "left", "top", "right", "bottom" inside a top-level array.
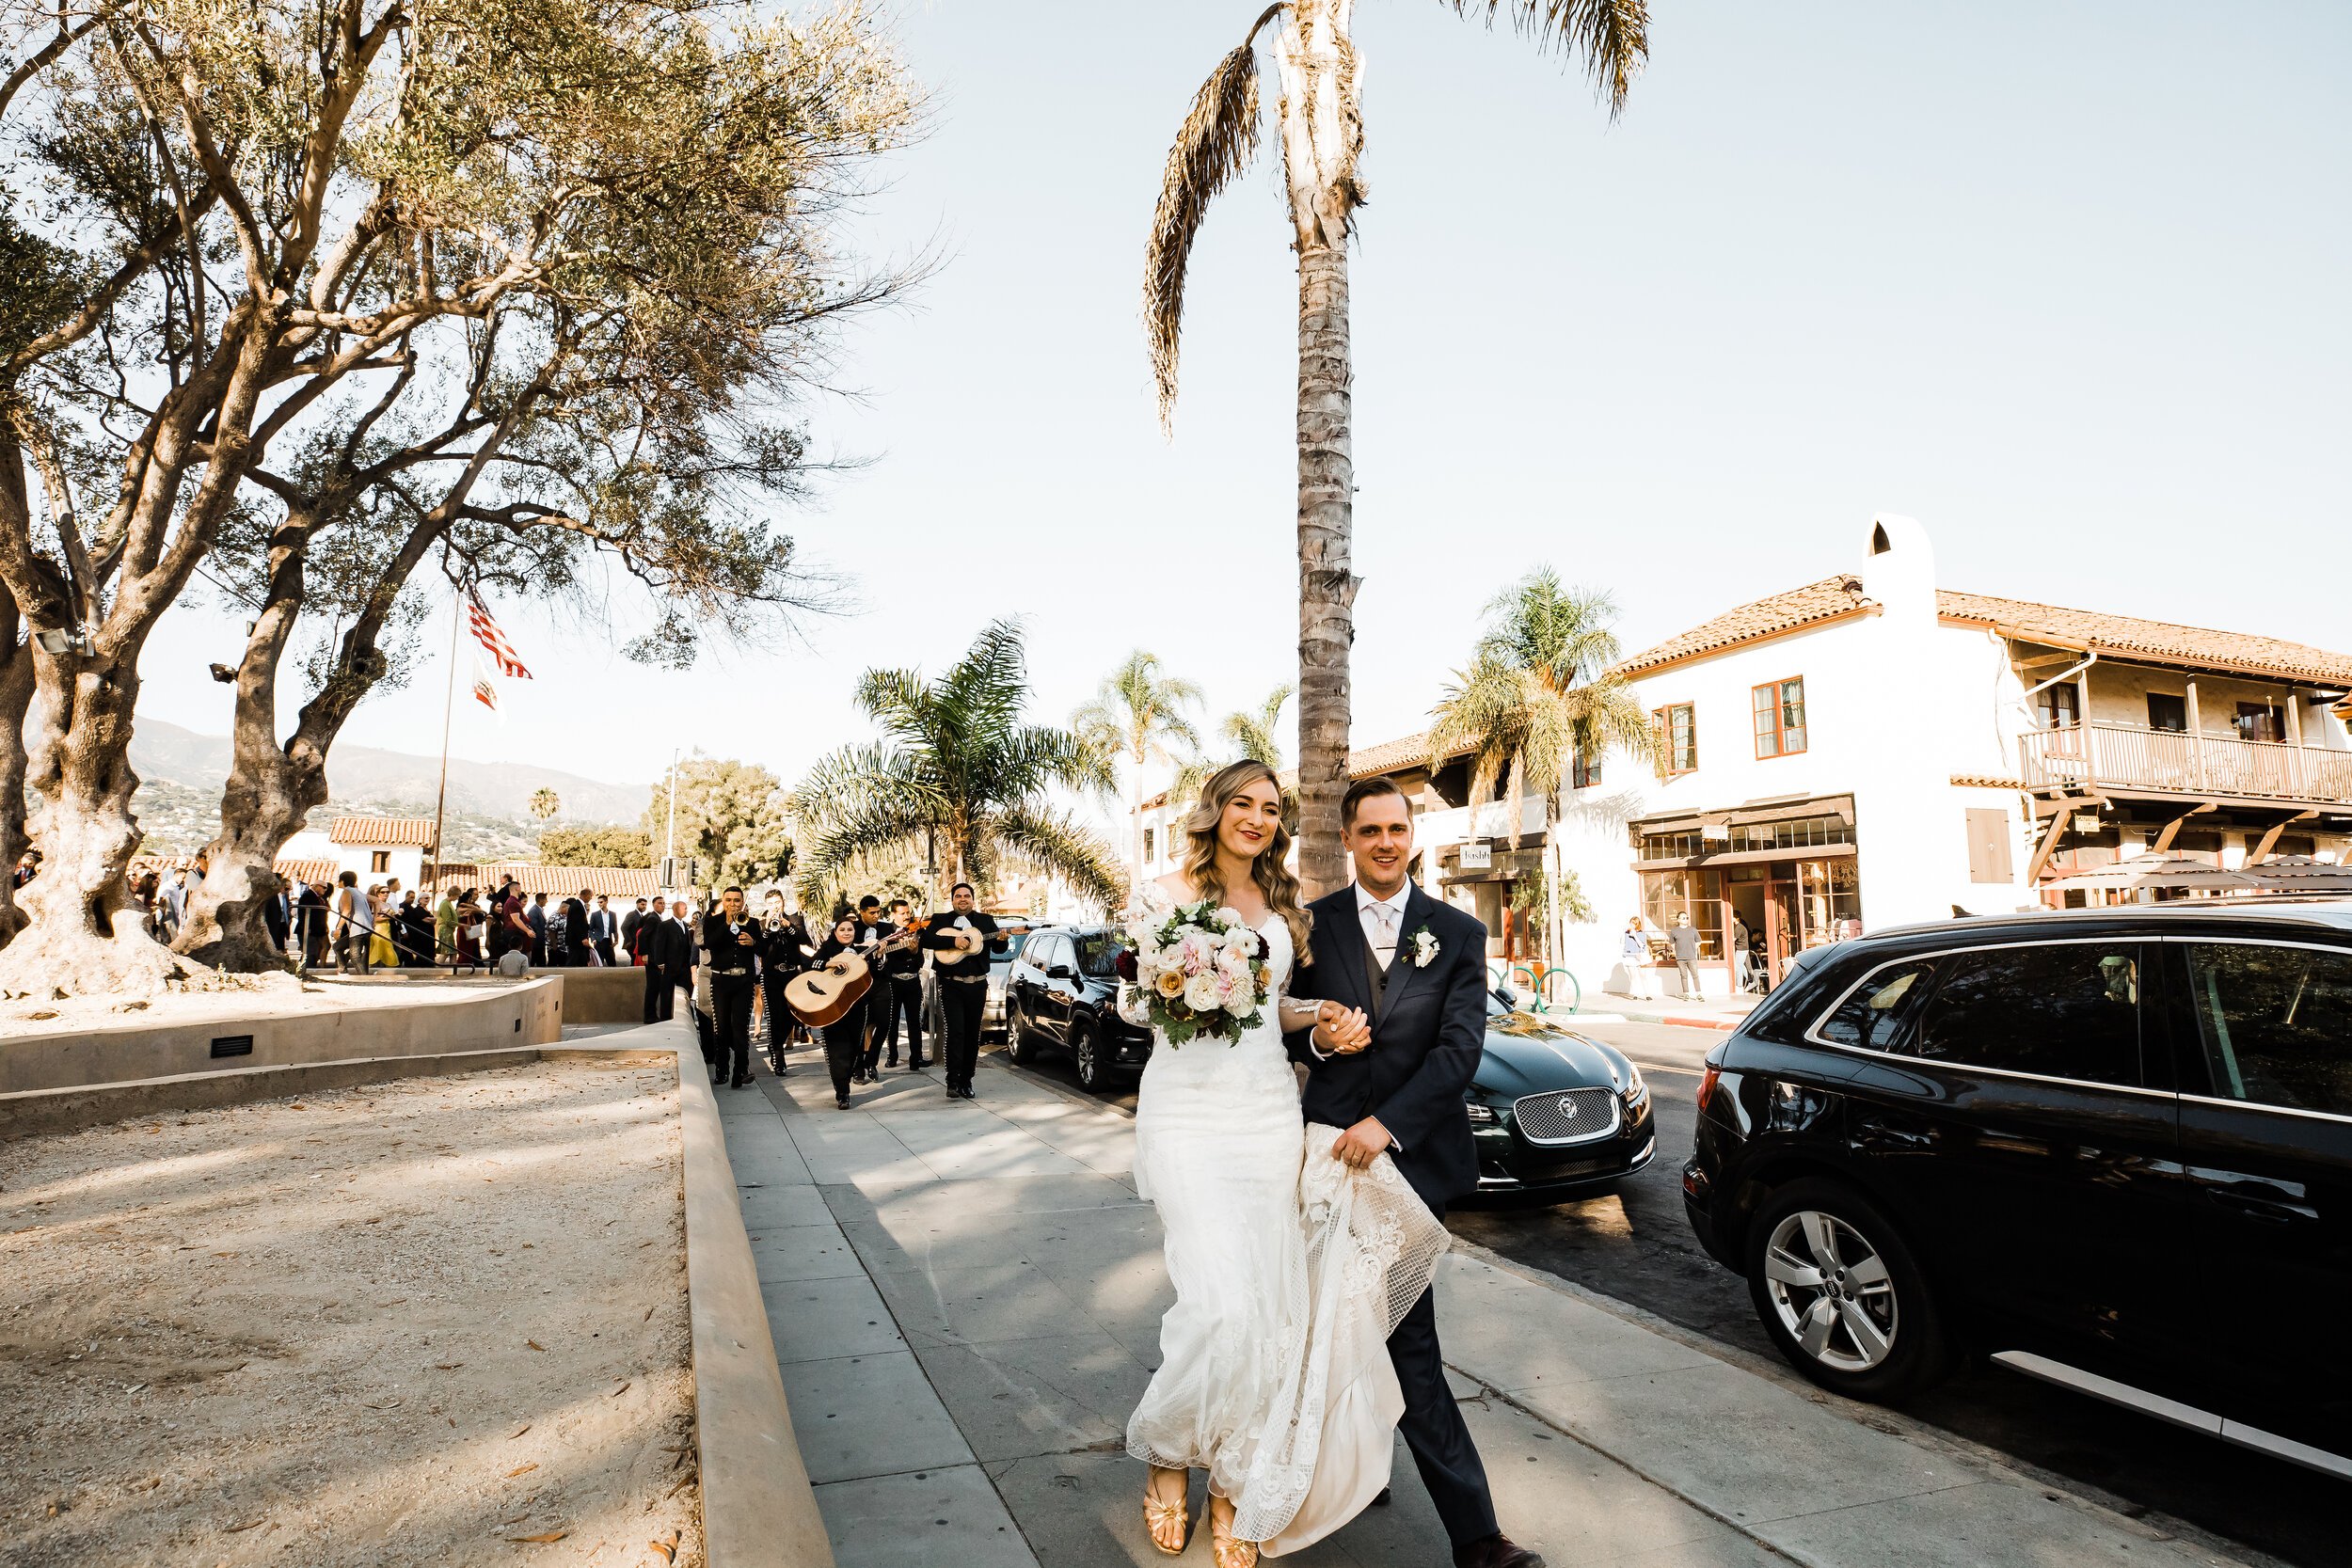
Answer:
[
  {"left": 1142, "top": 1472, "right": 1191, "bottom": 1556},
  {"left": 1207, "top": 1505, "right": 1259, "bottom": 1568}
]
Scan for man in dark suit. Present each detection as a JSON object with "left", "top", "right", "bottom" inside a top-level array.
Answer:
[
  {"left": 620, "top": 897, "right": 648, "bottom": 965},
  {"left": 642, "top": 900, "right": 691, "bottom": 1023},
  {"left": 262, "top": 874, "right": 293, "bottom": 959},
  {"left": 1287, "top": 775, "right": 1539, "bottom": 1568},
  {"left": 589, "top": 895, "right": 618, "bottom": 965}
]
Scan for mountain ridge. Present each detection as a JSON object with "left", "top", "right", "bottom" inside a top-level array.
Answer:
[{"left": 128, "top": 716, "right": 654, "bottom": 824}]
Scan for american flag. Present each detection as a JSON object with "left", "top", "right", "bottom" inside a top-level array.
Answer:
[{"left": 466, "top": 587, "right": 532, "bottom": 679}]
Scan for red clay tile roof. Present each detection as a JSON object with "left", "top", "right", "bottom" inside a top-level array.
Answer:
[
  {"left": 429, "top": 863, "right": 660, "bottom": 898},
  {"left": 274, "top": 857, "right": 341, "bottom": 885},
  {"left": 1937, "top": 590, "right": 2352, "bottom": 687},
  {"left": 1613, "top": 575, "right": 2352, "bottom": 687},
  {"left": 1618, "top": 576, "right": 1874, "bottom": 675},
  {"left": 327, "top": 815, "right": 437, "bottom": 847}
]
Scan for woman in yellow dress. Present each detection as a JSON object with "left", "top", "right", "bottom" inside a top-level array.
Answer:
[{"left": 367, "top": 884, "right": 398, "bottom": 969}]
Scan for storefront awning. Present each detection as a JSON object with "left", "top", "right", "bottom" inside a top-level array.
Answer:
[{"left": 1631, "top": 794, "right": 1855, "bottom": 839}]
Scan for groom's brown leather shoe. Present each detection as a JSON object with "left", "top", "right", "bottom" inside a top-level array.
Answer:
[{"left": 1453, "top": 1534, "right": 1545, "bottom": 1568}]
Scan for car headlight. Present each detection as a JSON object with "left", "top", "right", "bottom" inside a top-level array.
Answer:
[
  {"left": 1622, "top": 1062, "right": 1648, "bottom": 1106},
  {"left": 1463, "top": 1099, "right": 1498, "bottom": 1126}
]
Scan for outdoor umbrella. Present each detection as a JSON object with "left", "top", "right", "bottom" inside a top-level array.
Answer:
[
  {"left": 2242, "top": 855, "right": 2352, "bottom": 893},
  {"left": 2042, "top": 853, "right": 2261, "bottom": 894}
]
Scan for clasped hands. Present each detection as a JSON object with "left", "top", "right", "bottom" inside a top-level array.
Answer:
[
  {"left": 1310, "top": 999, "right": 1371, "bottom": 1056},
  {"left": 1307, "top": 1002, "right": 1390, "bottom": 1170}
]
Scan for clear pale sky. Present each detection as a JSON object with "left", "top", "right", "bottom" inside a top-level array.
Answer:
[{"left": 137, "top": 0, "right": 2351, "bottom": 816}]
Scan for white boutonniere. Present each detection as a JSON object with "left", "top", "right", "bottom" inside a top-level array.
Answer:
[{"left": 1406, "top": 923, "right": 1440, "bottom": 969}]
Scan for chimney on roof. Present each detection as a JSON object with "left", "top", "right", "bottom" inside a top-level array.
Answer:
[{"left": 1858, "top": 513, "right": 1935, "bottom": 630}]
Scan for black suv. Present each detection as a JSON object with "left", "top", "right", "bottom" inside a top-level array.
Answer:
[
  {"left": 1003, "top": 924, "right": 1154, "bottom": 1090},
  {"left": 1683, "top": 902, "right": 2352, "bottom": 1480}
]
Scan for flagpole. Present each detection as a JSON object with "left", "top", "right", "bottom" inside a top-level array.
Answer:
[{"left": 426, "top": 585, "right": 462, "bottom": 897}]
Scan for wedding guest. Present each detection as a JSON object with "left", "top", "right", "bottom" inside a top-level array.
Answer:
[
  {"left": 621, "top": 897, "right": 648, "bottom": 965},
  {"left": 262, "top": 874, "right": 293, "bottom": 958},
  {"left": 589, "top": 895, "right": 618, "bottom": 966},
  {"left": 527, "top": 892, "right": 549, "bottom": 966},
  {"left": 334, "top": 871, "right": 371, "bottom": 975},
  {"left": 435, "top": 886, "right": 459, "bottom": 964},
  {"left": 300, "top": 879, "right": 330, "bottom": 968},
  {"left": 367, "top": 884, "right": 398, "bottom": 969}
]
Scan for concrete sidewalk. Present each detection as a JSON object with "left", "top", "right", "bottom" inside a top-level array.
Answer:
[{"left": 716, "top": 1044, "right": 2248, "bottom": 1568}]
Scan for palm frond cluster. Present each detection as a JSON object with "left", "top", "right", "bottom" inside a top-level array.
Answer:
[
  {"left": 792, "top": 620, "right": 1124, "bottom": 912},
  {"left": 1427, "top": 567, "right": 1653, "bottom": 829}
]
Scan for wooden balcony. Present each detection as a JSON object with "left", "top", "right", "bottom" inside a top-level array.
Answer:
[{"left": 2018, "top": 722, "right": 2352, "bottom": 807}]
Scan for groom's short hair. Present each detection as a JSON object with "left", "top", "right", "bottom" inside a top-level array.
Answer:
[{"left": 1340, "top": 775, "right": 1408, "bottom": 828}]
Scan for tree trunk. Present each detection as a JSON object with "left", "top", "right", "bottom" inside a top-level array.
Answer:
[
  {"left": 1278, "top": 0, "right": 1362, "bottom": 899},
  {"left": 1293, "top": 238, "right": 1357, "bottom": 898},
  {"left": 0, "top": 649, "right": 189, "bottom": 997},
  {"left": 1129, "top": 757, "right": 1145, "bottom": 889},
  {"left": 0, "top": 583, "right": 34, "bottom": 945},
  {"left": 173, "top": 515, "right": 321, "bottom": 971}
]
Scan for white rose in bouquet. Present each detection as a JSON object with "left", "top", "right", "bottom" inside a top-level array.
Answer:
[
  {"left": 1214, "top": 906, "right": 1247, "bottom": 927},
  {"left": 1183, "top": 972, "right": 1222, "bottom": 1010},
  {"left": 1217, "top": 944, "right": 1253, "bottom": 977}
]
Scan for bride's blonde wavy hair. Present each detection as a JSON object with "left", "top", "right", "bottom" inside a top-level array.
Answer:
[{"left": 1178, "top": 760, "right": 1312, "bottom": 964}]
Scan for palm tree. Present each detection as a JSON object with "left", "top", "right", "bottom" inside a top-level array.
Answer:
[
  {"left": 1427, "top": 567, "right": 1652, "bottom": 961},
  {"left": 1073, "top": 650, "right": 1204, "bottom": 888},
  {"left": 529, "top": 788, "right": 561, "bottom": 823},
  {"left": 794, "top": 620, "right": 1124, "bottom": 911},
  {"left": 1144, "top": 0, "right": 1649, "bottom": 896},
  {"left": 1168, "top": 682, "right": 1295, "bottom": 812},
  {"left": 1221, "top": 682, "right": 1293, "bottom": 771}
]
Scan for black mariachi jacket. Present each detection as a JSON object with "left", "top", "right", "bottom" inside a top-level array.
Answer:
[
  {"left": 921, "top": 910, "right": 1004, "bottom": 979},
  {"left": 701, "top": 912, "right": 760, "bottom": 980}
]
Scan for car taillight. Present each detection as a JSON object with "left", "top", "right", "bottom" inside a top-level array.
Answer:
[{"left": 1696, "top": 1063, "right": 1720, "bottom": 1115}]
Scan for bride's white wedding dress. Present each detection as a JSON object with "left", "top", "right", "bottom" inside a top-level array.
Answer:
[{"left": 1124, "top": 892, "right": 1449, "bottom": 1556}]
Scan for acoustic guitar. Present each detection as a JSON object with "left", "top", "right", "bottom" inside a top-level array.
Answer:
[
  {"left": 784, "top": 925, "right": 922, "bottom": 1028},
  {"left": 930, "top": 922, "right": 991, "bottom": 967}
]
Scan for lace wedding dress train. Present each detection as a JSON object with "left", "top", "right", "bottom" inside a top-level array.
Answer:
[{"left": 1124, "top": 899, "right": 1449, "bottom": 1555}]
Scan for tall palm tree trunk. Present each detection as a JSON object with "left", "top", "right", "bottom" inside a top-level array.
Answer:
[{"left": 1295, "top": 238, "right": 1356, "bottom": 896}]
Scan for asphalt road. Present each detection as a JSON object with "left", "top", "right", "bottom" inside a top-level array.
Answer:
[{"left": 991, "top": 1019, "right": 2345, "bottom": 1568}]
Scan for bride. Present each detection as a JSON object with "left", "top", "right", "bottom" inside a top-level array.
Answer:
[{"left": 1126, "top": 761, "right": 1449, "bottom": 1566}]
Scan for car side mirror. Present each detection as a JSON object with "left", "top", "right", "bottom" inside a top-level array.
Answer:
[
  {"left": 1494, "top": 985, "right": 1518, "bottom": 1010},
  {"left": 1046, "top": 963, "right": 1073, "bottom": 981}
]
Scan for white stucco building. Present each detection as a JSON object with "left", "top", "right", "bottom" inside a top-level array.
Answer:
[{"left": 1351, "top": 515, "right": 2352, "bottom": 1001}]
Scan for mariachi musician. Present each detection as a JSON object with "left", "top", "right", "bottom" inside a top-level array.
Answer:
[
  {"left": 920, "top": 880, "right": 1008, "bottom": 1101},
  {"left": 809, "top": 914, "right": 870, "bottom": 1110}
]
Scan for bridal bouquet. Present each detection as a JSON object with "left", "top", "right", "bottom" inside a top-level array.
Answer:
[{"left": 1113, "top": 898, "right": 1274, "bottom": 1047}]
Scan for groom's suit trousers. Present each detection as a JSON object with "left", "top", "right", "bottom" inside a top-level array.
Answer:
[{"left": 1390, "top": 1281, "right": 1499, "bottom": 1548}]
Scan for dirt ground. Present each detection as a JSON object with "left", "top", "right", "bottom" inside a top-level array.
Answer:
[{"left": 0, "top": 1059, "right": 702, "bottom": 1567}]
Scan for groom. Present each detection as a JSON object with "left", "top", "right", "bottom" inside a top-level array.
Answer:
[{"left": 1289, "top": 775, "right": 1543, "bottom": 1568}]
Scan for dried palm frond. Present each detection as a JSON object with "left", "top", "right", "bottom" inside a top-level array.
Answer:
[
  {"left": 1448, "top": 0, "right": 1650, "bottom": 116},
  {"left": 1144, "top": 6, "right": 1287, "bottom": 427}
]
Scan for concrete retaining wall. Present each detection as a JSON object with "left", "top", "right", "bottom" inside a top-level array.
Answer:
[
  {"left": 541, "top": 963, "right": 646, "bottom": 1023},
  {"left": 0, "top": 976, "right": 563, "bottom": 1098}
]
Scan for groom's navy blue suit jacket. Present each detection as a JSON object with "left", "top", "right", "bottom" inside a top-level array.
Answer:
[{"left": 1286, "top": 883, "right": 1487, "bottom": 1215}]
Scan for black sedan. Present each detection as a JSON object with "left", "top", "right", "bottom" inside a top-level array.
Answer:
[
  {"left": 1003, "top": 924, "right": 1154, "bottom": 1090},
  {"left": 1461, "top": 990, "right": 1657, "bottom": 1202}
]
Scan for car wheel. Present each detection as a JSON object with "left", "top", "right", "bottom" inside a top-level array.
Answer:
[
  {"left": 1006, "top": 1001, "right": 1034, "bottom": 1065},
  {"left": 1071, "top": 1019, "right": 1104, "bottom": 1092},
  {"left": 1744, "top": 1178, "right": 1952, "bottom": 1402}
]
